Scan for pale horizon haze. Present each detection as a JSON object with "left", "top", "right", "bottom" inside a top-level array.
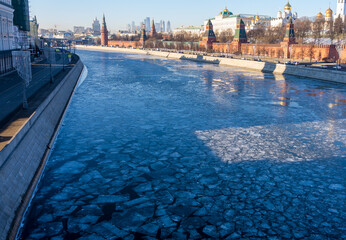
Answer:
[{"left": 29, "top": 0, "right": 338, "bottom": 33}]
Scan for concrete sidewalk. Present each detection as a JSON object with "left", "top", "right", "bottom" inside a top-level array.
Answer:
[{"left": 0, "top": 54, "right": 70, "bottom": 128}]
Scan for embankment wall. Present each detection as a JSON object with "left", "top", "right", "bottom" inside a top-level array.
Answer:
[
  {"left": 0, "top": 60, "right": 84, "bottom": 240},
  {"left": 77, "top": 45, "right": 346, "bottom": 84}
]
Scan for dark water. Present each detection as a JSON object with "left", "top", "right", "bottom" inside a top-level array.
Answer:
[{"left": 20, "top": 50, "right": 345, "bottom": 239}]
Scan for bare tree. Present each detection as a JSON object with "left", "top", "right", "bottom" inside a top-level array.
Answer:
[
  {"left": 294, "top": 18, "right": 312, "bottom": 44},
  {"left": 312, "top": 19, "right": 325, "bottom": 44},
  {"left": 217, "top": 29, "right": 234, "bottom": 43},
  {"left": 300, "top": 47, "right": 307, "bottom": 61},
  {"left": 307, "top": 45, "right": 315, "bottom": 62},
  {"left": 247, "top": 25, "right": 266, "bottom": 43},
  {"left": 326, "top": 21, "right": 335, "bottom": 44}
]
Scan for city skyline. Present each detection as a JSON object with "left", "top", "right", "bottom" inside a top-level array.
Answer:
[{"left": 30, "top": 0, "right": 338, "bottom": 32}]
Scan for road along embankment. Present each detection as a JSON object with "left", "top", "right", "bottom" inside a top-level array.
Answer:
[
  {"left": 0, "top": 57, "right": 84, "bottom": 240},
  {"left": 77, "top": 45, "right": 346, "bottom": 84}
]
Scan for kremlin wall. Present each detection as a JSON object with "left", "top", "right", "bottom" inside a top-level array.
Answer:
[{"left": 100, "top": 3, "right": 346, "bottom": 64}]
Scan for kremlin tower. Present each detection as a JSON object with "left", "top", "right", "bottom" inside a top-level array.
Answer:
[
  {"left": 150, "top": 19, "right": 157, "bottom": 37},
  {"left": 200, "top": 19, "right": 217, "bottom": 51},
  {"left": 101, "top": 14, "right": 108, "bottom": 46},
  {"left": 283, "top": 17, "right": 296, "bottom": 44},
  {"left": 231, "top": 19, "right": 248, "bottom": 52},
  {"left": 140, "top": 23, "right": 147, "bottom": 46},
  {"left": 281, "top": 16, "right": 296, "bottom": 59}
]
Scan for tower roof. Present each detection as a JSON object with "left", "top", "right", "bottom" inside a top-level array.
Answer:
[
  {"left": 317, "top": 12, "right": 324, "bottom": 18},
  {"left": 102, "top": 14, "right": 107, "bottom": 28}
]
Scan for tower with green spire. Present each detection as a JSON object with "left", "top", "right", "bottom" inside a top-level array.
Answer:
[
  {"left": 200, "top": 19, "right": 217, "bottom": 51},
  {"left": 101, "top": 14, "right": 108, "bottom": 46},
  {"left": 280, "top": 16, "right": 296, "bottom": 58},
  {"left": 234, "top": 19, "right": 247, "bottom": 43},
  {"left": 283, "top": 17, "right": 296, "bottom": 44}
]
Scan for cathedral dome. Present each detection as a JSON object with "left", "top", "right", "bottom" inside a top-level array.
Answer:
[
  {"left": 325, "top": 8, "right": 333, "bottom": 18},
  {"left": 220, "top": 7, "right": 233, "bottom": 16},
  {"left": 255, "top": 15, "right": 260, "bottom": 20},
  {"left": 317, "top": 12, "right": 324, "bottom": 18},
  {"left": 284, "top": 1, "right": 292, "bottom": 11}
]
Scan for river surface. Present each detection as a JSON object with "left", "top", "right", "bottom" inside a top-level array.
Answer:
[{"left": 20, "top": 50, "right": 345, "bottom": 239}]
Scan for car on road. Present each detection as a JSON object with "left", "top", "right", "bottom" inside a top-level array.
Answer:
[
  {"left": 320, "top": 65, "right": 328, "bottom": 69},
  {"left": 274, "top": 60, "right": 281, "bottom": 64},
  {"left": 285, "top": 61, "right": 291, "bottom": 65},
  {"left": 293, "top": 61, "right": 300, "bottom": 66},
  {"left": 333, "top": 65, "right": 342, "bottom": 70}
]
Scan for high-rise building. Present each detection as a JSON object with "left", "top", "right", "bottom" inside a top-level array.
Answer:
[
  {"left": 12, "top": 0, "right": 30, "bottom": 48},
  {"left": 161, "top": 20, "right": 166, "bottom": 33},
  {"left": 73, "top": 26, "right": 85, "bottom": 34},
  {"left": 92, "top": 17, "right": 101, "bottom": 35},
  {"left": 131, "top": 21, "right": 136, "bottom": 33},
  {"left": 145, "top": 17, "right": 150, "bottom": 32},
  {"left": 154, "top": 23, "right": 159, "bottom": 32},
  {"left": 167, "top": 21, "right": 172, "bottom": 33}
]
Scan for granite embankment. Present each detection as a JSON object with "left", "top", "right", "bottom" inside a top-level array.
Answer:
[
  {"left": 0, "top": 56, "right": 84, "bottom": 240},
  {"left": 77, "top": 45, "right": 346, "bottom": 84}
]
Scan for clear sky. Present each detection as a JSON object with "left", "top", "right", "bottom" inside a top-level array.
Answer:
[{"left": 30, "top": 0, "right": 337, "bottom": 32}]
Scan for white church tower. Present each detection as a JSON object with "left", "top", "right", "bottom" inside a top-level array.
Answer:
[{"left": 336, "top": 0, "right": 346, "bottom": 22}]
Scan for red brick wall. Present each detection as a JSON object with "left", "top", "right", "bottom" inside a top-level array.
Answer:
[
  {"left": 290, "top": 44, "right": 338, "bottom": 62},
  {"left": 108, "top": 41, "right": 142, "bottom": 48},
  {"left": 340, "top": 45, "right": 346, "bottom": 64},
  {"left": 212, "top": 41, "right": 341, "bottom": 62}
]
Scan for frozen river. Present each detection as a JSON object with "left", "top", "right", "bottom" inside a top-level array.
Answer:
[{"left": 20, "top": 50, "right": 345, "bottom": 239}]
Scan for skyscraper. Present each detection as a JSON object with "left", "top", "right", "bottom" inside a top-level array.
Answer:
[
  {"left": 145, "top": 17, "right": 150, "bottom": 32},
  {"left": 162, "top": 20, "right": 166, "bottom": 33},
  {"left": 131, "top": 21, "right": 136, "bottom": 33},
  {"left": 92, "top": 17, "right": 101, "bottom": 35},
  {"left": 167, "top": 21, "right": 172, "bottom": 33}
]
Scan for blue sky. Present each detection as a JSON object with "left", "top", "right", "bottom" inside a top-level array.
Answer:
[{"left": 30, "top": 0, "right": 336, "bottom": 32}]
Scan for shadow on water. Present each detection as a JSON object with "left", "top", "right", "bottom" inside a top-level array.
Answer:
[{"left": 19, "top": 50, "right": 346, "bottom": 239}]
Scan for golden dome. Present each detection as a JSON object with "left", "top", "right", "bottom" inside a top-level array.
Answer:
[
  {"left": 284, "top": 1, "right": 292, "bottom": 11},
  {"left": 255, "top": 15, "right": 260, "bottom": 20},
  {"left": 317, "top": 12, "right": 323, "bottom": 18},
  {"left": 251, "top": 18, "right": 255, "bottom": 23},
  {"left": 325, "top": 8, "right": 333, "bottom": 17}
]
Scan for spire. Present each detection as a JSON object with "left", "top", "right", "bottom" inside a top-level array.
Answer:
[
  {"left": 234, "top": 19, "right": 247, "bottom": 43},
  {"left": 150, "top": 19, "right": 157, "bottom": 37},
  {"left": 102, "top": 14, "right": 107, "bottom": 28},
  {"left": 283, "top": 16, "right": 296, "bottom": 44},
  {"left": 101, "top": 13, "right": 108, "bottom": 46}
]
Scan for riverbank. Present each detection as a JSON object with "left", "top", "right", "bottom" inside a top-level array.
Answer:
[
  {"left": 0, "top": 55, "right": 84, "bottom": 240},
  {"left": 76, "top": 45, "right": 346, "bottom": 84}
]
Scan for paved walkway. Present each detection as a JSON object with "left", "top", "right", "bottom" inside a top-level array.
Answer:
[
  {"left": 0, "top": 54, "right": 78, "bottom": 151},
  {"left": 0, "top": 54, "right": 68, "bottom": 128}
]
